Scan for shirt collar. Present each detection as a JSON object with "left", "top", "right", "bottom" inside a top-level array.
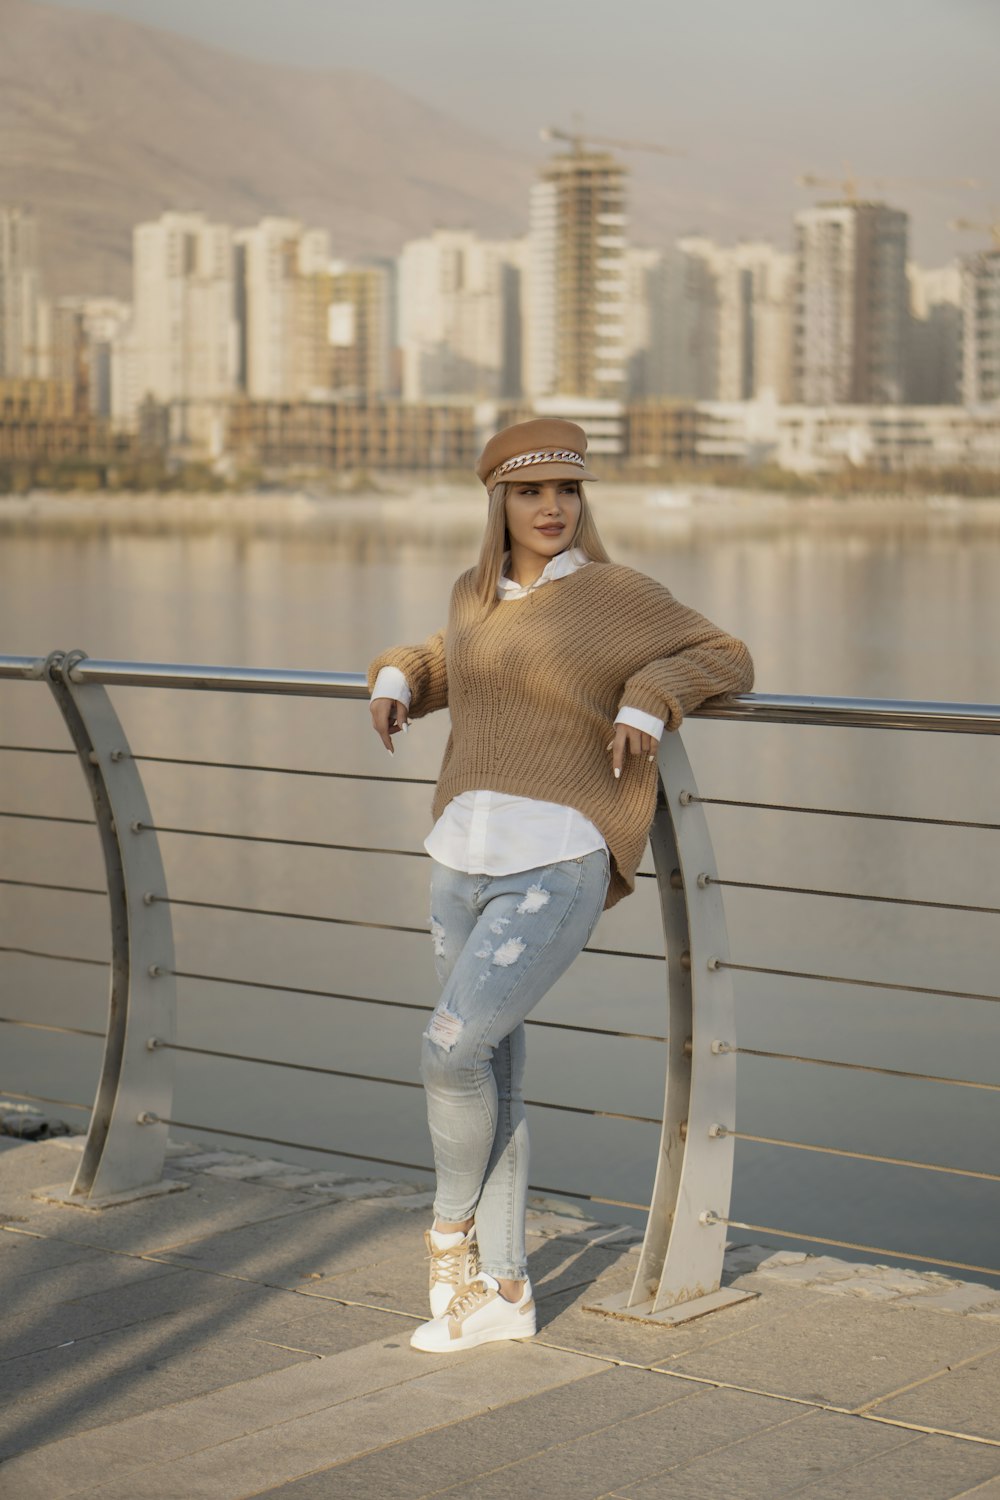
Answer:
[{"left": 498, "top": 546, "right": 590, "bottom": 600}]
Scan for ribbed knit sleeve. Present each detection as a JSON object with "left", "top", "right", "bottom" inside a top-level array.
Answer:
[
  {"left": 366, "top": 628, "right": 447, "bottom": 720},
  {"left": 619, "top": 577, "right": 753, "bottom": 731}
]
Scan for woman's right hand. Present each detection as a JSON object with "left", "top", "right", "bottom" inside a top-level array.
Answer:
[{"left": 370, "top": 697, "right": 409, "bottom": 754}]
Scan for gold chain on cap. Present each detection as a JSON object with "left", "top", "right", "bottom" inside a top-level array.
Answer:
[{"left": 489, "top": 449, "right": 585, "bottom": 485}]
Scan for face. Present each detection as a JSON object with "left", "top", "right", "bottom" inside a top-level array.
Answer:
[{"left": 504, "top": 479, "right": 582, "bottom": 561}]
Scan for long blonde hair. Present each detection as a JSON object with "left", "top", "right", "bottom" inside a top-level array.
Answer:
[{"left": 473, "top": 480, "right": 612, "bottom": 610}]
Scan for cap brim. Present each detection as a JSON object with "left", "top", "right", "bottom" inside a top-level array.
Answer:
[{"left": 488, "top": 460, "right": 599, "bottom": 490}]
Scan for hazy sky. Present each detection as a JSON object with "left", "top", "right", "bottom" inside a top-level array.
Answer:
[{"left": 44, "top": 0, "right": 1000, "bottom": 261}]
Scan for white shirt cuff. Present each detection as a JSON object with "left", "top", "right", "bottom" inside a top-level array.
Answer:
[
  {"left": 371, "top": 666, "right": 412, "bottom": 708},
  {"left": 615, "top": 706, "right": 665, "bottom": 740}
]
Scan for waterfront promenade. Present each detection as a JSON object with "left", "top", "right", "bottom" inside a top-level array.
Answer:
[{"left": 2, "top": 1134, "right": 1000, "bottom": 1498}]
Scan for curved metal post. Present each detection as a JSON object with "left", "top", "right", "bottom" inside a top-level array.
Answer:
[
  {"left": 37, "top": 650, "right": 183, "bottom": 1206},
  {"left": 588, "top": 729, "right": 753, "bottom": 1324}
]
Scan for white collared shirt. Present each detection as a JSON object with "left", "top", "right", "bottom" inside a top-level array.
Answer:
[{"left": 371, "top": 549, "right": 665, "bottom": 875}]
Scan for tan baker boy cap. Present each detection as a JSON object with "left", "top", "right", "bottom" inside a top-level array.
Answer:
[{"left": 476, "top": 418, "right": 599, "bottom": 492}]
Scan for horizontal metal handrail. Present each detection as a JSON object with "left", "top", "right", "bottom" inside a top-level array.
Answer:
[
  {"left": 718, "top": 958, "right": 1000, "bottom": 1004},
  {"left": 3, "top": 654, "right": 999, "bottom": 734},
  {"left": 148, "top": 893, "right": 664, "bottom": 961},
  {"left": 148, "top": 1039, "right": 663, "bottom": 1126},
  {"left": 722, "top": 1220, "right": 1000, "bottom": 1281},
  {"left": 688, "top": 795, "right": 1000, "bottom": 833},
  {"left": 131, "top": 1113, "right": 651, "bottom": 1212},
  {"left": 707, "top": 876, "right": 1000, "bottom": 917}
]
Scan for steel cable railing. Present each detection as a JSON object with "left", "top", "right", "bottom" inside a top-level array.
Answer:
[{"left": 2, "top": 657, "right": 999, "bottom": 1304}]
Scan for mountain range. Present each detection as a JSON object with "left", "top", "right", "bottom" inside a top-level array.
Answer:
[{"left": 0, "top": 0, "right": 539, "bottom": 297}]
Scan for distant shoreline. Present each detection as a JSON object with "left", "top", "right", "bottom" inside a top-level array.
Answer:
[{"left": 2, "top": 485, "right": 1000, "bottom": 543}]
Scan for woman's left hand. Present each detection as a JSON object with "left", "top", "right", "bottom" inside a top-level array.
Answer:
[{"left": 607, "top": 724, "right": 659, "bottom": 781}]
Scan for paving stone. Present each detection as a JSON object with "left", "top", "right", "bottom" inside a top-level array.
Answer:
[
  {"left": 0, "top": 1323, "right": 312, "bottom": 1466},
  {"left": 654, "top": 1296, "right": 1000, "bottom": 1408},
  {"left": 0, "top": 1230, "right": 103, "bottom": 1279},
  {"left": 0, "top": 1263, "right": 257, "bottom": 1368},
  {"left": 6, "top": 1337, "right": 594, "bottom": 1499},
  {"left": 892, "top": 1284, "right": 1000, "bottom": 1316},
  {"left": 0, "top": 1140, "right": 88, "bottom": 1204},
  {"left": 776, "top": 1433, "right": 1000, "bottom": 1499},
  {"left": 255, "top": 1366, "right": 696, "bottom": 1499},
  {"left": 612, "top": 1407, "right": 917, "bottom": 1499},
  {"left": 1, "top": 1244, "right": 186, "bottom": 1322},
  {"left": 401, "top": 1385, "right": 802, "bottom": 1500},
  {"left": 7, "top": 1173, "right": 329, "bottom": 1256},
  {"left": 156, "top": 1196, "right": 423, "bottom": 1285},
  {"left": 869, "top": 1345, "right": 1000, "bottom": 1441}
]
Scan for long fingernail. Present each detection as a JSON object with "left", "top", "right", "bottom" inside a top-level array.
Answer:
[
  {"left": 401, "top": 723, "right": 409, "bottom": 734},
  {"left": 606, "top": 741, "right": 614, "bottom": 752},
  {"left": 613, "top": 767, "right": 621, "bottom": 779},
  {"left": 648, "top": 753, "right": 655, "bottom": 762}
]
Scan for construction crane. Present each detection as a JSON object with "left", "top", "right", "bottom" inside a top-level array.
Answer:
[
  {"left": 950, "top": 216, "right": 1000, "bottom": 250},
  {"left": 540, "top": 125, "right": 685, "bottom": 159},
  {"left": 798, "top": 164, "right": 980, "bottom": 202}
]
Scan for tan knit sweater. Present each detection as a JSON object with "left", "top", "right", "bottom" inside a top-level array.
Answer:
[{"left": 368, "top": 563, "right": 753, "bottom": 909}]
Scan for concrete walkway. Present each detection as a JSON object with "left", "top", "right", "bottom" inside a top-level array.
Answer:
[{"left": 2, "top": 1134, "right": 1000, "bottom": 1499}]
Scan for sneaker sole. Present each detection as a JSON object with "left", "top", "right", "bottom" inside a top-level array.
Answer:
[{"left": 410, "top": 1321, "right": 537, "bottom": 1354}]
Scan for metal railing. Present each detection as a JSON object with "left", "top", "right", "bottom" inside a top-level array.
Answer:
[{"left": 1, "top": 649, "right": 998, "bottom": 1323}]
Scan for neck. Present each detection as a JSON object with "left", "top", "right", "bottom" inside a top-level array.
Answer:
[{"left": 508, "top": 545, "right": 560, "bottom": 589}]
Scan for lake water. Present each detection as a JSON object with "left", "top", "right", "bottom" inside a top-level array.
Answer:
[{"left": 1, "top": 486, "right": 999, "bottom": 1283}]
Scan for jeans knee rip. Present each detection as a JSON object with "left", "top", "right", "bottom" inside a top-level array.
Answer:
[
  {"left": 429, "top": 917, "right": 446, "bottom": 959},
  {"left": 425, "top": 1006, "right": 463, "bottom": 1051},
  {"left": 516, "top": 883, "right": 550, "bottom": 915}
]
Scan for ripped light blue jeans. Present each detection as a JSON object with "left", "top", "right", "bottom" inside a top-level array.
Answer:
[{"left": 422, "top": 849, "right": 610, "bottom": 1282}]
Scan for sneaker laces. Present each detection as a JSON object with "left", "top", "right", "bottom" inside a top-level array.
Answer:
[
  {"left": 446, "top": 1273, "right": 500, "bottom": 1320},
  {"left": 427, "top": 1231, "right": 479, "bottom": 1288}
]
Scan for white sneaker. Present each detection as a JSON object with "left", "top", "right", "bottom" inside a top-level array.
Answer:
[
  {"left": 426, "top": 1225, "right": 480, "bottom": 1318},
  {"left": 410, "top": 1274, "right": 536, "bottom": 1353}
]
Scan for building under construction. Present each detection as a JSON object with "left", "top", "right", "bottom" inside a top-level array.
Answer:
[{"left": 526, "top": 149, "right": 628, "bottom": 401}]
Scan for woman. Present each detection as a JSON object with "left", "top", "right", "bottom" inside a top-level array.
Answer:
[{"left": 368, "top": 418, "right": 752, "bottom": 1354}]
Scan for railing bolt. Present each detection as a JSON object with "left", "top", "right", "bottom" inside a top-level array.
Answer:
[
  {"left": 130, "top": 820, "right": 144, "bottom": 833},
  {"left": 710, "top": 1039, "right": 734, "bottom": 1055},
  {"left": 680, "top": 950, "right": 692, "bottom": 971},
  {"left": 87, "top": 750, "right": 99, "bottom": 766},
  {"left": 148, "top": 963, "right": 166, "bottom": 978},
  {"left": 146, "top": 1036, "right": 164, "bottom": 1051},
  {"left": 136, "top": 1111, "right": 159, "bottom": 1125},
  {"left": 682, "top": 1036, "right": 693, "bottom": 1059},
  {"left": 109, "top": 749, "right": 125, "bottom": 763},
  {"left": 142, "top": 891, "right": 156, "bottom": 906},
  {"left": 707, "top": 956, "right": 722, "bottom": 971},
  {"left": 696, "top": 872, "right": 712, "bottom": 889},
  {"left": 699, "top": 1209, "right": 721, "bottom": 1226},
  {"left": 678, "top": 790, "right": 692, "bottom": 806},
  {"left": 708, "top": 1123, "right": 729, "bottom": 1139},
  {"left": 679, "top": 1120, "right": 688, "bottom": 1141},
  {"left": 669, "top": 868, "right": 683, "bottom": 890}
]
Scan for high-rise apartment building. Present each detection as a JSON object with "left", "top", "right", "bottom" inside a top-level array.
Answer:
[
  {"left": 525, "top": 150, "right": 628, "bottom": 400},
  {"left": 961, "top": 248, "right": 1000, "bottom": 406},
  {"left": 635, "top": 238, "right": 792, "bottom": 403},
  {"left": 397, "top": 230, "right": 521, "bottom": 401},
  {"left": 294, "top": 259, "right": 394, "bottom": 401},
  {"left": 793, "top": 202, "right": 909, "bottom": 404},
  {"left": 0, "top": 207, "right": 44, "bottom": 377},
  {"left": 132, "top": 211, "right": 237, "bottom": 412},
  {"left": 236, "top": 219, "right": 330, "bottom": 400},
  {"left": 907, "top": 263, "right": 962, "bottom": 405}
]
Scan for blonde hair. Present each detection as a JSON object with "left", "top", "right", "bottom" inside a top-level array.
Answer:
[{"left": 473, "top": 480, "right": 612, "bottom": 610}]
